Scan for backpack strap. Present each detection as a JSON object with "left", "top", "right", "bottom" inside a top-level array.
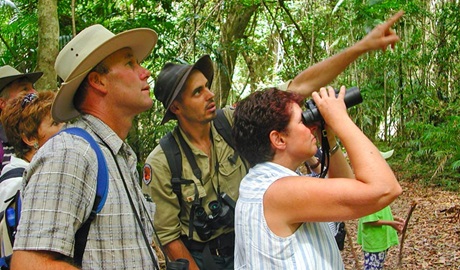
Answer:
[
  {"left": 0, "top": 167, "right": 24, "bottom": 269},
  {"left": 159, "top": 129, "right": 198, "bottom": 240},
  {"left": 214, "top": 109, "right": 247, "bottom": 171},
  {"left": 214, "top": 109, "right": 235, "bottom": 149},
  {"left": 0, "top": 168, "right": 25, "bottom": 247},
  {"left": 59, "top": 127, "right": 109, "bottom": 267},
  {"left": 159, "top": 131, "right": 194, "bottom": 202},
  {"left": 0, "top": 168, "right": 25, "bottom": 183}
]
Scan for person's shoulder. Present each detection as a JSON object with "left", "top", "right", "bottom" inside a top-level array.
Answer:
[
  {"left": 221, "top": 106, "right": 235, "bottom": 121},
  {"left": 145, "top": 143, "right": 167, "bottom": 166},
  {"left": 1, "top": 156, "right": 27, "bottom": 173},
  {"left": 35, "top": 127, "right": 99, "bottom": 164},
  {"left": 211, "top": 106, "right": 235, "bottom": 132}
]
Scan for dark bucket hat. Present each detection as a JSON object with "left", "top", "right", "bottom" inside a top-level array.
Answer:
[{"left": 154, "top": 55, "right": 214, "bottom": 124}]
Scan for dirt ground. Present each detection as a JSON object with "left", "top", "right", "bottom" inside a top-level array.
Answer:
[{"left": 342, "top": 181, "right": 460, "bottom": 270}]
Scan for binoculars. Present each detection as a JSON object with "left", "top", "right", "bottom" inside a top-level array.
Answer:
[
  {"left": 302, "top": 86, "right": 363, "bottom": 125},
  {"left": 193, "top": 196, "right": 234, "bottom": 241}
]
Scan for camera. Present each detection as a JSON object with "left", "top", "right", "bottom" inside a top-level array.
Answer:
[
  {"left": 302, "top": 86, "right": 363, "bottom": 125},
  {"left": 192, "top": 193, "right": 236, "bottom": 241},
  {"left": 208, "top": 200, "right": 234, "bottom": 229},
  {"left": 193, "top": 206, "right": 213, "bottom": 241}
]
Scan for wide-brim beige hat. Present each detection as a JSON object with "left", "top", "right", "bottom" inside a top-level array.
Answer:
[
  {"left": 52, "top": 24, "right": 158, "bottom": 122},
  {"left": 0, "top": 65, "right": 43, "bottom": 93}
]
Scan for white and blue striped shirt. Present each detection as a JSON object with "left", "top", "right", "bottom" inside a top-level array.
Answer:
[{"left": 234, "top": 162, "right": 344, "bottom": 269}]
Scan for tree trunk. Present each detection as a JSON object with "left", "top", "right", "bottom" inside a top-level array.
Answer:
[
  {"left": 35, "top": 0, "right": 59, "bottom": 91},
  {"left": 213, "top": 2, "right": 260, "bottom": 108}
]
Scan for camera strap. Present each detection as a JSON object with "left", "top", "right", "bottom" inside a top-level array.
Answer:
[
  {"left": 96, "top": 135, "right": 160, "bottom": 270},
  {"left": 177, "top": 130, "right": 202, "bottom": 182},
  {"left": 188, "top": 186, "right": 202, "bottom": 240},
  {"left": 177, "top": 130, "right": 216, "bottom": 241},
  {"left": 319, "top": 120, "right": 330, "bottom": 178}
]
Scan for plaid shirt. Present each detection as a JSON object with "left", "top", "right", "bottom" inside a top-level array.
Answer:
[{"left": 15, "top": 114, "right": 158, "bottom": 269}]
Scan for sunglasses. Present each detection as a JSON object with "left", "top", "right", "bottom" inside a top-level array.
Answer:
[{"left": 21, "top": 93, "right": 38, "bottom": 108}]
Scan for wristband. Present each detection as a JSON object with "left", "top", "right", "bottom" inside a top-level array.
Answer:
[
  {"left": 330, "top": 142, "right": 340, "bottom": 155},
  {"left": 308, "top": 159, "right": 321, "bottom": 169}
]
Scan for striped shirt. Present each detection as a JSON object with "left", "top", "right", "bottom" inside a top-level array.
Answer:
[
  {"left": 14, "top": 114, "right": 158, "bottom": 269},
  {"left": 234, "top": 162, "right": 344, "bottom": 270}
]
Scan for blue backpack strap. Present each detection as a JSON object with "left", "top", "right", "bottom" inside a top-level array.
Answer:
[
  {"left": 58, "top": 127, "right": 109, "bottom": 266},
  {"left": 0, "top": 256, "right": 11, "bottom": 268},
  {"left": 61, "top": 127, "right": 109, "bottom": 212}
]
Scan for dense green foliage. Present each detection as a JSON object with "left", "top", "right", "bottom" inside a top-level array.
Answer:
[{"left": 1, "top": 0, "right": 458, "bottom": 189}]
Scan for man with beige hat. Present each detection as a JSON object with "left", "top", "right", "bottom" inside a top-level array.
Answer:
[
  {"left": 11, "top": 24, "right": 160, "bottom": 269},
  {"left": 0, "top": 66, "right": 42, "bottom": 170}
]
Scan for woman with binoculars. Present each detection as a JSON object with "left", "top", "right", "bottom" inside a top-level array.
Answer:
[{"left": 232, "top": 86, "right": 402, "bottom": 269}]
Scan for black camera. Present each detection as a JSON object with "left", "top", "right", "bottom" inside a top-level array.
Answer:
[
  {"left": 302, "top": 86, "right": 363, "bottom": 125},
  {"left": 208, "top": 200, "right": 234, "bottom": 229},
  {"left": 192, "top": 193, "right": 236, "bottom": 241},
  {"left": 193, "top": 206, "right": 213, "bottom": 241}
]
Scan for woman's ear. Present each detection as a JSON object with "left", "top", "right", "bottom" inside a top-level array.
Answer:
[
  {"left": 21, "top": 133, "right": 37, "bottom": 149},
  {"left": 269, "top": 130, "right": 286, "bottom": 150}
]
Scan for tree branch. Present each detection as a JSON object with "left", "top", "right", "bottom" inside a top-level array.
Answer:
[
  {"left": 277, "top": 0, "right": 309, "bottom": 52},
  {"left": 0, "top": 31, "right": 18, "bottom": 59},
  {"left": 398, "top": 202, "right": 418, "bottom": 267}
]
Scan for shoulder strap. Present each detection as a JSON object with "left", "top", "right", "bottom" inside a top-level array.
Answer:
[
  {"left": 0, "top": 175, "right": 23, "bottom": 268},
  {"left": 58, "top": 127, "right": 109, "bottom": 267},
  {"left": 0, "top": 168, "right": 25, "bottom": 266},
  {"left": 214, "top": 109, "right": 247, "bottom": 170},
  {"left": 213, "top": 109, "right": 235, "bottom": 150},
  {"left": 160, "top": 130, "right": 198, "bottom": 240},
  {"left": 0, "top": 167, "right": 25, "bottom": 183},
  {"left": 159, "top": 131, "right": 194, "bottom": 201},
  {"left": 160, "top": 131, "right": 182, "bottom": 200}
]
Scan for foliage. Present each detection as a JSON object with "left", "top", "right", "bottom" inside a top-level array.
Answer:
[
  {"left": 0, "top": 1, "right": 39, "bottom": 71},
  {"left": 1, "top": 0, "right": 458, "bottom": 189}
]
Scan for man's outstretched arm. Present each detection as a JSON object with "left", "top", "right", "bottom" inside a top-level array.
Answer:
[{"left": 289, "top": 11, "right": 404, "bottom": 96}]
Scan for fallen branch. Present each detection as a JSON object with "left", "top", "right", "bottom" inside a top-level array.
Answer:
[
  {"left": 345, "top": 225, "right": 360, "bottom": 269},
  {"left": 398, "top": 201, "right": 417, "bottom": 267}
]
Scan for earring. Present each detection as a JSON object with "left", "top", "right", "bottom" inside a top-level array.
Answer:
[{"left": 33, "top": 142, "right": 39, "bottom": 150}]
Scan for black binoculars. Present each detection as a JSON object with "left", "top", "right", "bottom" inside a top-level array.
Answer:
[
  {"left": 193, "top": 197, "right": 234, "bottom": 241},
  {"left": 302, "top": 86, "right": 363, "bottom": 125}
]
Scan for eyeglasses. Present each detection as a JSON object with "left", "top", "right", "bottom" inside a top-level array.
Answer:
[{"left": 21, "top": 93, "right": 38, "bottom": 108}]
